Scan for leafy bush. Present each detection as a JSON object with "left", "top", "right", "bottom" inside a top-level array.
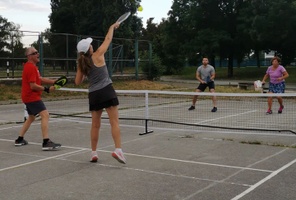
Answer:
[{"left": 141, "top": 54, "right": 165, "bottom": 80}]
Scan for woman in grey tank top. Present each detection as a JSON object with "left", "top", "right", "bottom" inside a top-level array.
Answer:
[{"left": 75, "top": 22, "right": 126, "bottom": 164}]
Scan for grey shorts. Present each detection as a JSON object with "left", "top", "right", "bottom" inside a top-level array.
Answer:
[{"left": 25, "top": 100, "right": 46, "bottom": 116}]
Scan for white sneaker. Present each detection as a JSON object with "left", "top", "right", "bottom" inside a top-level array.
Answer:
[
  {"left": 112, "top": 150, "right": 126, "bottom": 164},
  {"left": 90, "top": 151, "right": 98, "bottom": 163}
]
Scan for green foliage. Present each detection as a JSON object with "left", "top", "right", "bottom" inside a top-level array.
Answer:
[
  {"left": 49, "top": 0, "right": 142, "bottom": 37},
  {"left": 141, "top": 55, "right": 165, "bottom": 80},
  {"left": 160, "top": 0, "right": 296, "bottom": 77},
  {"left": 0, "top": 15, "right": 23, "bottom": 58},
  {"left": 48, "top": 0, "right": 144, "bottom": 69}
]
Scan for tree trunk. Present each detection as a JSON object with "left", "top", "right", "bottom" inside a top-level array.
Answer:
[
  {"left": 255, "top": 49, "right": 261, "bottom": 68},
  {"left": 210, "top": 55, "right": 215, "bottom": 68},
  {"left": 227, "top": 54, "right": 234, "bottom": 78}
]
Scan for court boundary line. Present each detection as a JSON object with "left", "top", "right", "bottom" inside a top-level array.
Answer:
[
  {"left": 197, "top": 110, "right": 257, "bottom": 124},
  {"left": 2, "top": 144, "right": 252, "bottom": 188},
  {"left": 1, "top": 136, "right": 295, "bottom": 198},
  {"left": 231, "top": 156, "right": 296, "bottom": 200},
  {"left": 0, "top": 140, "right": 259, "bottom": 189},
  {"left": 57, "top": 156, "right": 252, "bottom": 187},
  {"left": 0, "top": 149, "right": 86, "bottom": 172},
  {"left": 182, "top": 147, "right": 294, "bottom": 200},
  {"left": 0, "top": 138, "right": 273, "bottom": 173},
  {"left": 49, "top": 117, "right": 296, "bottom": 137}
]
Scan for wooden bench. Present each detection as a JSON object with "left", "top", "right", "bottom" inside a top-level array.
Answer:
[{"left": 238, "top": 82, "right": 254, "bottom": 90}]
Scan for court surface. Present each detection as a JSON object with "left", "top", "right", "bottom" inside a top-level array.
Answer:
[{"left": 1, "top": 102, "right": 296, "bottom": 200}]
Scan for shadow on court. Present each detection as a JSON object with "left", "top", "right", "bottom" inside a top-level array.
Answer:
[{"left": 1, "top": 107, "right": 296, "bottom": 200}]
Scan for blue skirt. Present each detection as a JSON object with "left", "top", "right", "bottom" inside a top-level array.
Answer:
[{"left": 269, "top": 82, "right": 285, "bottom": 93}]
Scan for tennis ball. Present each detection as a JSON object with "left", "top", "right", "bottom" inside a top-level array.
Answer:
[{"left": 137, "top": 6, "right": 143, "bottom": 12}]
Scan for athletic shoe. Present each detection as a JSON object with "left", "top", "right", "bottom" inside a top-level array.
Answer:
[
  {"left": 188, "top": 105, "right": 195, "bottom": 111},
  {"left": 112, "top": 150, "right": 126, "bottom": 164},
  {"left": 266, "top": 110, "right": 272, "bottom": 115},
  {"left": 90, "top": 152, "right": 98, "bottom": 163},
  {"left": 15, "top": 138, "right": 28, "bottom": 146},
  {"left": 211, "top": 107, "right": 217, "bottom": 112},
  {"left": 42, "top": 140, "right": 61, "bottom": 151},
  {"left": 278, "top": 105, "right": 284, "bottom": 114}
]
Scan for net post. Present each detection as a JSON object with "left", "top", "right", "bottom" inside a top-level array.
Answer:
[
  {"left": 139, "top": 91, "right": 153, "bottom": 135},
  {"left": 38, "top": 33, "right": 44, "bottom": 76}
]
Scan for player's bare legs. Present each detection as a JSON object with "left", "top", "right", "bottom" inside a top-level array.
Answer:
[
  {"left": 19, "top": 115, "right": 36, "bottom": 137},
  {"left": 277, "top": 96, "right": 284, "bottom": 113},
  {"left": 105, "top": 106, "right": 121, "bottom": 148},
  {"left": 266, "top": 92, "right": 273, "bottom": 114},
  {"left": 277, "top": 96, "right": 283, "bottom": 107},
  {"left": 90, "top": 110, "right": 103, "bottom": 151},
  {"left": 192, "top": 89, "right": 200, "bottom": 106},
  {"left": 267, "top": 97, "right": 273, "bottom": 110},
  {"left": 39, "top": 110, "right": 50, "bottom": 139},
  {"left": 210, "top": 88, "right": 217, "bottom": 107},
  {"left": 106, "top": 106, "right": 126, "bottom": 164}
]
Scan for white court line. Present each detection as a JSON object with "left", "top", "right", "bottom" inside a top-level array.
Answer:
[
  {"left": 182, "top": 147, "right": 291, "bottom": 200},
  {"left": 197, "top": 110, "right": 257, "bottom": 124},
  {"left": 0, "top": 137, "right": 284, "bottom": 194},
  {"left": 0, "top": 150, "right": 45, "bottom": 159},
  {"left": 0, "top": 118, "right": 64, "bottom": 131},
  {"left": 50, "top": 116, "right": 296, "bottom": 137},
  {"left": 0, "top": 149, "right": 85, "bottom": 172},
  {"left": 97, "top": 149, "right": 272, "bottom": 173},
  {"left": 231, "top": 157, "right": 296, "bottom": 200},
  {"left": 0, "top": 124, "right": 24, "bottom": 130},
  {"left": 0, "top": 138, "right": 272, "bottom": 173},
  {"left": 57, "top": 156, "right": 252, "bottom": 187}
]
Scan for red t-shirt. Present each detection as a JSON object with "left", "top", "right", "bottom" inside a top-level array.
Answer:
[{"left": 21, "top": 62, "right": 42, "bottom": 103}]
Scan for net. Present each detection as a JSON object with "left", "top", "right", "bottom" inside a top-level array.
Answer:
[{"left": 47, "top": 88, "right": 296, "bottom": 135}]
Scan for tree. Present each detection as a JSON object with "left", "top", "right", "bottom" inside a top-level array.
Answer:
[
  {"left": 48, "top": 0, "right": 143, "bottom": 70},
  {"left": 162, "top": 0, "right": 195, "bottom": 74},
  {"left": 0, "top": 16, "right": 23, "bottom": 57},
  {"left": 162, "top": 0, "right": 296, "bottom": 77},
  {"left": 0, "top": 15, "right": 24, "bottom": 74},
  {"left": 0, "top": 16, "right": 11, "bottom": 57},
  {"left": 238, "top": 0, "right": 296, "bottom": 67}
]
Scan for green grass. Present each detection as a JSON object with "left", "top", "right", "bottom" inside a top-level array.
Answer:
[{"left": 180, "top": 66, "right": 296, "bottom": 83}]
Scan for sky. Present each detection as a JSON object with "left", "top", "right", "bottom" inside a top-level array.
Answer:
[{"left": 0, "top": 0, "right": 173, "bottom": 45}]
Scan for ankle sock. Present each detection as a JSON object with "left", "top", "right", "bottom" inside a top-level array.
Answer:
[
  {"left": 17, "top": 136, "right": 24, "bottom": 141},
  {"left": 43, "top": 138, "right": 49, "bottom": 144}
]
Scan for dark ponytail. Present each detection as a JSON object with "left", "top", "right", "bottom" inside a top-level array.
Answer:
[{"left": 77, "top": 51, "right": 92, "bottom": 75}]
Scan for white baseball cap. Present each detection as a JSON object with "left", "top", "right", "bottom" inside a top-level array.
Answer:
[{"left": 77, "top": 37, "right": 93, "bottom": 53}]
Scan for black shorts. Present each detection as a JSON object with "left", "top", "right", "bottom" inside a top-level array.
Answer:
[
  {"left": 88, "top": 84, "right": 119, "bottom": 111},
  {"left": 25, "top": 100, "right": 46, "bottom": 116},
  {"left": 197, "top": 81, "right": 215, "bottom": 92}
]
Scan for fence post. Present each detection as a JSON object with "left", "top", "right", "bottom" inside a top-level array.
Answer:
[
  {"left": 38, "top": 33, "right": 44, "bottom": 76},
  {"left": 148, "top": 42, "right": 152, "bottom": 77},
  {"left": 135, "top": 39, "right": 139, "bottom": 80},
  {"left": 6, "top": 61, "right": 9, "bottom": 79}
]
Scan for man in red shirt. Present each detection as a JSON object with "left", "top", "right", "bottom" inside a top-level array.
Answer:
[{"left": 15, "top": 47, "right": 61, "bottom": 150}]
